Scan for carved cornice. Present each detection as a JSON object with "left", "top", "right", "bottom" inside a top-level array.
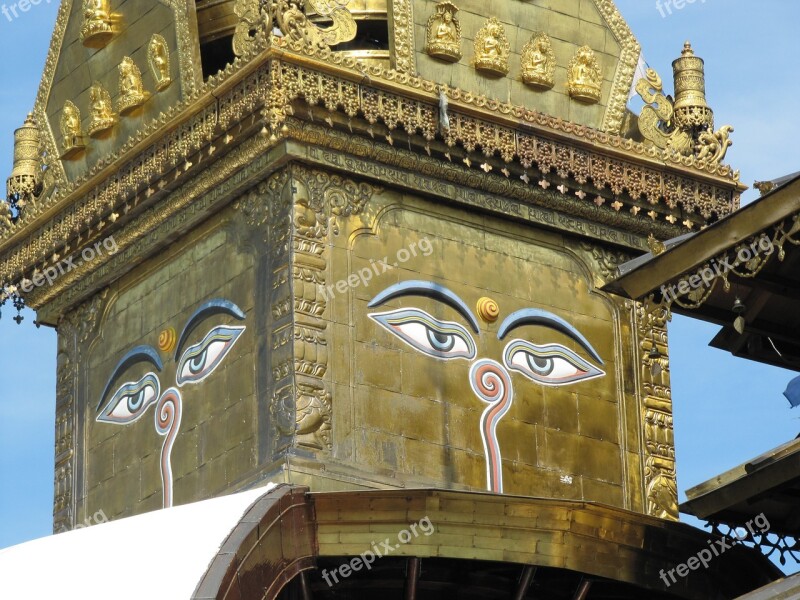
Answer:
[
  {"left": 2, "top": 44, "right": 744, "bottom": 297},
  {"left": 31, "top": 127, "right": 286, "bottom": 320}
]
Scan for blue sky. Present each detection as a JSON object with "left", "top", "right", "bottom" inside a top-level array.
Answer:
[{"left": 1, "top": 0, "right": 799, "bottom": 566}]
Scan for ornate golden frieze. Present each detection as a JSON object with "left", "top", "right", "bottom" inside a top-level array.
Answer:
[
  {"left": 29, "top": 119, "right": 281, "bottom": 317},
  {"left": 3, "top": 50, "right": 745, "bottom": 294},
  {"left": 15, "top": 41, "right": 739, "bottom": 231},
  {"left": 292, "top": 120, "right": 677, "bottom": 246}
]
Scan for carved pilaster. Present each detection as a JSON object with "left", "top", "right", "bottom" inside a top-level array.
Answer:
[
  {"left": 53, "top": 289, "right": 107, "bottom": 533},
  {"left": 288, "top": 166, "right": 378, "bottom": 452},
  {"left": 635, "top": 297, "right": 677, "bottom": 521}
]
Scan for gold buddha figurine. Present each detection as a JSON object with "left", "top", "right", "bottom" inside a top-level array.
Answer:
[
  {"left": 118, "top": 57, "right": 148, "bottom": 115},
  {"left": 60, "top": 100, "right": 86, "bottom": 159},
  {"left": 80, "top": 0, "right": 113, "bottom": 48},
  {"left": 521, "top": 32, "right": 555, "bottom": 89},
  {"left": 148, "top": 34, "right": 172, "bottom": 92},
  {"left": 473, "top": 17, "right": 509, "bottom": 76},
  {"left": 87, "top": 83, "right": 115, "bottom": 138},
  {"left": 567, "top": 45, "right": 602, "bottom": 104},
  {"left": 426, "top": 1, "right": 461, "bottom": 62}
]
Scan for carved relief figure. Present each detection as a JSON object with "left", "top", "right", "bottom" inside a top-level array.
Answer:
[
  {"left": 426, "top": 1, "right": 461, "bottom": 62},
  {"left": 59, "top": 100, "right": 85, "bottom": 159},
  {"left": 87, "top": 82, "right": 115, "bottom": 138},
  {"left": 473, "top": 17, "right": 509, "bottom": 76},
  {"left": 80, "top": 0, "right": 113, "bottom": 48},
  {"left": 369, "top": 282, "right": 605, "bottom": 493},
  {"left": 117, "top": 57, "right": 147, "bottom": 115},
  {"left": 95, "top": 299, "right": 246, "bottom": 507},
  {"left": 148, "top": 34, "right": 172, "bottom": 91},
  {"left": 567, "top": 45, "right": 602, "bottom": 104},
  {"left": 521, "top": 32, "right": 555, "bottom": 89}
]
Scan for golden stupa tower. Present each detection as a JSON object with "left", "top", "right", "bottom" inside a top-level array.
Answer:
[{"left": 0, "top": 0, "right": 777, "bottom": 596}]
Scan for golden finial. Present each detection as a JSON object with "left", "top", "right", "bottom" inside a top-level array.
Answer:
[
  {"left": 672, "top": 41, "right": 713, "bottom": 130},
  {"left": 7, "top": 113, "right": 42, "bottom": 200},
  {"left": 647, "top": 234, "right": 666, "bottom": 256}
]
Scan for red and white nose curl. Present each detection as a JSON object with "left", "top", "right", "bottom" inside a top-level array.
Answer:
[
  {"left": 469, "top": 359, "right": 514, "bottom": 493},
  {"left": 155, "top": 388, "right": 182, "bottom": 508}
]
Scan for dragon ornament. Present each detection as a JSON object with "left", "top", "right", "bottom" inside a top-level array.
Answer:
[{"left": 635, "top": 43, "right": 733, "bottom": 166}]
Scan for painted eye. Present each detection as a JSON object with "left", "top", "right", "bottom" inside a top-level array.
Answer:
[
  {"left": 97, "top": 373, "right": 160, "bottom": 424},
  {"left": 370, "top": 309, "right": 476, "bottom": 360},
  {"left": 503, "top": 339, "right": 604, "bottom": 386},
  {"left": 176, "top": 325, "right": 245, "bottom": 386}
]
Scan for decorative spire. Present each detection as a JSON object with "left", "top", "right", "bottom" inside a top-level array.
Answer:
[
  {"left": 671, "top": 40, "right": 713, "bottom": 131},
  {"left": 6, "top": 113, "right": 42, "bottom": 202}
]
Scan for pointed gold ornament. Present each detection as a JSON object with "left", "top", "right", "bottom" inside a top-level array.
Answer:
[
  {"left": 521, "top": 32, "right": 555, "bottom": 89},
  {"left": 567, "top": 45, "right": 602, "bottom": 104},
  {"left": 148, "top": 34, "right": 172, "bottom": 92},
  {"left": 60, "top": 100, "right": 86, "bottom": 160},
  {"left": 118, "top": 57, "right": 148, "bottom": 115},
  {"left": 7, "top": 114, "right": 42, "bottom": 201},
  {"left": 426, "top": 1, "right": 461, "bottom": 62},
  {"left": 473, "top": 17, "right": 509, "bottom": 76},
  {"left": 88, "top": 82, "right": 115, "bottom": 138}
]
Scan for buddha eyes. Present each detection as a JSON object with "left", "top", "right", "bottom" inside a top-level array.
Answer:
[
  {"left": 503, "top": 340, "right": 604, "bottom": 386},
  {"left": 176, "top": 325, "right": 245, "bottom": 386},
  {"left": 369, "top": 309, "right": 476, "bottom": 360},
  {"left": 368, "top": 301, "right": 605, "bottom": 388},
  {"left": 97, "top": 373, "right": 160, "bottom": 424}
]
